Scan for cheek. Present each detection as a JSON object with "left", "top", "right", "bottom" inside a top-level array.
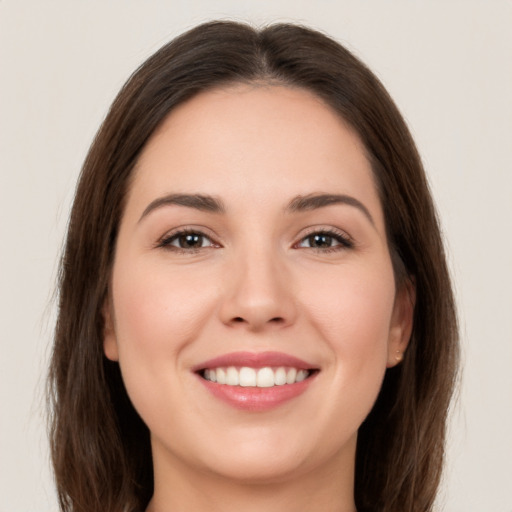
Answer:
[
  {"left": 304, "top": 262, "right": 395, "bottom": 348},
  {"left": 109, "top": 259, "right": 218, "bottom": 409},
  {"left": 113, "top": 259, "right": 215, "bottom": 351},
  {"left": 300, "top": 260, "right": 396, "bottom": 403},
  {"left": 276, "top": 260, "right": 397, "bottom": 455}
]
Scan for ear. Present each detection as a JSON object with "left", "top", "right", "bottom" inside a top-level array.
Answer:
[
  {"left": 386, "top": 277, "right": 415, "bottom": 368},
  {"left": 102, "top": 296, "right": 119, "bottom": 361}
]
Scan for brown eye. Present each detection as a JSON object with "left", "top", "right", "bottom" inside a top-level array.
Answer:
[
  {"left": 296, "top": 230, "right": 353, "bottom": 251},
  {"left": 159, "top": 230, "right": 215, "bottom": 251},
  {"left": 175, "top": 233, "right": 206, "bottom": 248},
  {"left": 306, "top": 234, "right": 334, "bottom": 248}
]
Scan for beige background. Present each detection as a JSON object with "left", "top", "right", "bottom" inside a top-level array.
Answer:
[{"left": 1, "top": 1, "right": 511, "bottom": 511}]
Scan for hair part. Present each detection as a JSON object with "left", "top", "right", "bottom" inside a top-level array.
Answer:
[{"left": 48, "top": 20, "right": 459, "bottom": 512}]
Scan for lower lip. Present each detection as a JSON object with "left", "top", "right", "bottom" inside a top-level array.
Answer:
[{"left": 197, "top": 373, "right": 317, "bottom": 412}]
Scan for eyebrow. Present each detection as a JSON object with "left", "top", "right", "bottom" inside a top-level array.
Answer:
[
  {"left": 286, "top": 193, "right": 375, "bottom": 225},
  {"left": 139, "top": 193, "right": 225, "bottom": 222},
  {"left": 138, "top": 192, "right": 374, "bottom": 226}
]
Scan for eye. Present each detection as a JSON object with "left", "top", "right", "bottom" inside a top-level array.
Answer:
[
  {"left": 296, "top": 229, "right": 353, "bottom": 251},
  {"left": 157, "top": 229, "right": 217, "bottom": 252}
]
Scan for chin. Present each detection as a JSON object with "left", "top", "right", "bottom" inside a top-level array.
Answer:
[
  {"left": 189, "top": 425, "right": 356, "bottom": 486},
  {"left": 202, "top": 450, "right": 313, "bottom": 485}
]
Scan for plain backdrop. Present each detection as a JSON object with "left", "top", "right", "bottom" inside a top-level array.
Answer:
[{"left": 1, "top": 1, "right": 511, "bottom": 511}]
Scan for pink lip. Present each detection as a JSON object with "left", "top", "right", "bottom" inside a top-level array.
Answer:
[
  {"left": 192, "top": 351, "right": 315, "bottom": 372},
  {"left": 193, "top": 351, "right": 319, "bottom": 412}
]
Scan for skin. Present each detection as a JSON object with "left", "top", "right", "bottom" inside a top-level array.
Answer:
[{"left": 103, "top": 85, "right": 414, "bottom": 512}]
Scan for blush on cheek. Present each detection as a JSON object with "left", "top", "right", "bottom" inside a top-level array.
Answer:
[
  {"left": 112, "top": 260, "right": 220, "bottom": 364},
  {"left": 310, "top": 276, "right": 394, "bottom": 344}
]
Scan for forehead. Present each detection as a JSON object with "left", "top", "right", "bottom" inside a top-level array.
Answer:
[{"left": 126, "top": 84, "right": 383, "bottom": 226}]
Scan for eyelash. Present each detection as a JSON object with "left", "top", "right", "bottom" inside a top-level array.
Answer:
[
  {"left": 156, "top": 227, "right": 354, "bottom": 254},
  {"left": 294, "top": 228, "right": 354, "bottom": 253},
  {"left": 156, "top": 229, "right": 218, "bottom": 254}
]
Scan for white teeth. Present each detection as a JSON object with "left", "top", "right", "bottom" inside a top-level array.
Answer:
[
  {"left": 216, "top": 367, "right": 226, "bottom": 384},
  {"left": 274, "top": 367, "right": 287, "bottom": 386},
  {"left": 296, "top": 369, "right": 308, "bottom": 382},
  {"left": 203, "top": 366, "right": 312, "bottom": 387},
  {"left": 226, "top": 367, "right": 239, "bottom": 386},
  {"left": 257, "top": 367, "right": 275, "bottom": 387},
  {"left": 286, "top": 368, "right": 297, "bottom": 384},
  {"left": 239, "top": 367, "right": 256, "bottom": 387}
]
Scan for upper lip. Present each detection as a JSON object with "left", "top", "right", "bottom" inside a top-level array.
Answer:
[{"left": 192, "top": 351, "right": 317, "bottom": 372}]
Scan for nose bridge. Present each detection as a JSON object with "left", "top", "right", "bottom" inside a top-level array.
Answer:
[{"left": 220, "top": 240, "right": 295, "bottom": 330}]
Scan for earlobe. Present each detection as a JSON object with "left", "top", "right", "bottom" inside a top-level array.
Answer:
[
  {"left": 386, "top": 277, "right": 415, "bottom": 368},
  {"left": 102, "top": 297, "right": 119, "bottom": 361}
]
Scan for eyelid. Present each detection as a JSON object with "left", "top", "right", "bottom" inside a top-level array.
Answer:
[
  {"left": 293, "top": 226, "right": 354, "bottom": 250},
  {"left": 154, "top": 224, "right": 354, "bottom": 253},
  {"left": 155, "top": 225, "right": 222, "bottom": 251}
]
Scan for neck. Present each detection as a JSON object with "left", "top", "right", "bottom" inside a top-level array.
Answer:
[{"left": 146, "top": 438, "right": 357, "bottom": 512}]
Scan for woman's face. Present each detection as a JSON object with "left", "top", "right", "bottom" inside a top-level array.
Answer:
[{"left": 104, "top": 85, "right": 412, "bottom": 484}]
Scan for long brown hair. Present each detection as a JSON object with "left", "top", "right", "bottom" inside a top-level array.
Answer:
[{"left": 48, "top": 20, "right": 459, "bottom": 512}]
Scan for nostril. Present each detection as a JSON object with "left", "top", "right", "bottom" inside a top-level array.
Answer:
[{"left": 230, "top": 316, "right": 284, "bottom": 325}]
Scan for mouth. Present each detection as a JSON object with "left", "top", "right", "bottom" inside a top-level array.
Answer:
[
  {"left": 193, "top": 351, "right": 319, "bottom": 411},
  {"left": 200, "top": 366, "right": 315, "bottom": 387}
]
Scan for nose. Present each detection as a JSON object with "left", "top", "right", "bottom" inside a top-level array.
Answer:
[{"left": 218, "top": 247, "right": 297, "bottom": 332}]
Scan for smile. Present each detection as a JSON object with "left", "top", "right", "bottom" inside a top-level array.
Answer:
[
  {"left": 202, "top": 366, "right": 311, "bottom": 387},
  {"left": 194, "top": 351, "right": 319, "bottom": 411}
]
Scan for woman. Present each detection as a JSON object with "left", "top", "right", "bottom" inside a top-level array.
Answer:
[{"left": 48, "top": 20, "right": 459, "bottom": 512}]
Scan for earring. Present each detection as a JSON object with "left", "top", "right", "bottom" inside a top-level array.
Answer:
[{"left": 395, "top": 350, "right": 403, "bottom": 363}]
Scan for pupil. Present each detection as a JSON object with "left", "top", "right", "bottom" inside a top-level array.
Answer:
[
  {"left": 310, "top": 234, "right": 332, "bottom": 247},
  {"left": 180, "top": 234, "right": 202, "bottom": 248}
]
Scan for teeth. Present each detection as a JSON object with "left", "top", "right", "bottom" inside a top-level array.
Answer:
[
  {"left": 286, "top": 368, "right": 297, "bottom": 384},
  {"left": 203, "top": 366, "right": 312, "bottom": 387},
  {"left": 275, "top": 367, "right": 287, "bottom": 385},
  {"left": 296, "top": 369, "right": 308, "bottom": 382},
  {"left": 216, "top": 367, "right": 226, "bottom": 384},
  {"left": 239, "top": 367, "right": 256, "bottom": 387},
  {"left": 257, "top": 367, "right": 274, "bottom": 387},
  {"left": 226, "top": 367, "right": 239, "bottom": 386}
]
